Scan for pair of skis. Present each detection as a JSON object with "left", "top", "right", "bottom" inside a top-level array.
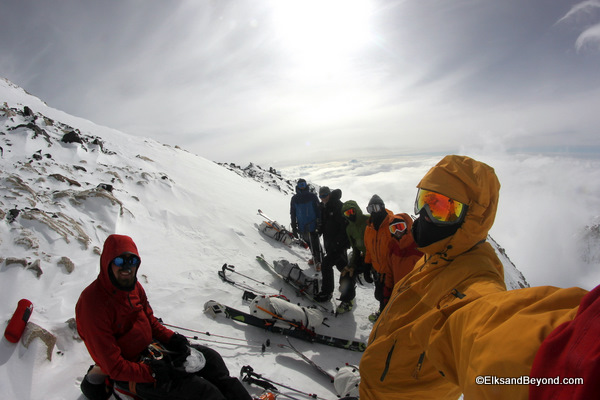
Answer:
[
  {"left": 204, "top": 300, "right": 366, "bottom": 352},
  {"left": 255, "top": 255, "right": 332, "bottom": 314}
]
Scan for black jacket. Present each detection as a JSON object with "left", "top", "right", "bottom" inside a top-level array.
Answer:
[{"left": 320, "top": 189, "right": 350, "bottom": 254}]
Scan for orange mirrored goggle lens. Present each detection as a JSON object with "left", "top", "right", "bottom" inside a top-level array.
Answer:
[
  {"left": 389, "top": 220, "right": 408, "bottom": 236},
  {"left": 415, "top": 189, "right": 467, "bottom": 225},
  {"left": 343, "top": 208, "right": 356, "bottom": 218}
]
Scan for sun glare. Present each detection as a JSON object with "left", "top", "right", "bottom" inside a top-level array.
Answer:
[{"left": 270, "top": 0, "right": 374, "bottom": 76}]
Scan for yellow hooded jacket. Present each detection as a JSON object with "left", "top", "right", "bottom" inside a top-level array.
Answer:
[{"left": 359, "top": 155, "right": 587, "bottom": 400}]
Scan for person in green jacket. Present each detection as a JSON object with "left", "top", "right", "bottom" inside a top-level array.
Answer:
[{"left": 341, "top": 200, "right": 374, "bottom": 287}]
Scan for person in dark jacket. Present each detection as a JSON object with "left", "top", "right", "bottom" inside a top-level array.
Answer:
[
  {"left": 290, "top": 178, "right": 322, "bottom": 266},
  {"left": 76, "top": 234, "right": 251, "bottom": 400},
  {"left": 314, "top": 186, "right": 353, "bottom": 313}
]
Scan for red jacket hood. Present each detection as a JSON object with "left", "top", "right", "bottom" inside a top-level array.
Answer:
[{"left": 99, "top": 234, "right": 141, "bottom": 291}]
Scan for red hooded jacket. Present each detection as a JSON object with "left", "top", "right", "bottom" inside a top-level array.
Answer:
[{"left": 75, "top": 234, "right": 174, "bottom": 382}]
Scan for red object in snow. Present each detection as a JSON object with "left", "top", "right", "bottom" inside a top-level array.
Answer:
[{"left": 4, "top": 299, "right": 33, "bottom": 343}]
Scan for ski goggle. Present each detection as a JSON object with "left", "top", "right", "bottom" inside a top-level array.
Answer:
[
  {"left": 366, "top": 204, "right": 384, "bottom": 214},
  {"left": 414, "top": 188, "right": 467, "bottom": 225},
  {"left": 297, "top": 181, "right": 307, "bottom": 189},
  {"left": 343, "top": 208, "right": 356, "bottom": 218},
  {"left": 112, "top": 255, "right": 141, "bottom": 269},
  {"left": 389, "top": 220, "right": 408, "bottom": 237}
]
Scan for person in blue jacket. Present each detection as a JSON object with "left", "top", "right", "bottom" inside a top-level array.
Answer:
[{"left": 290, "top": 178, "right": 323, "bottom": 267}]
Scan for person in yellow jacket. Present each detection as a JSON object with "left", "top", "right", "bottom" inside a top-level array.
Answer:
[{"left": 359, "top": 155, "right": 587, "bottom": 400}]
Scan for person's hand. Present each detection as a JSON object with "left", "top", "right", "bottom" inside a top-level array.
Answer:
[{"left": 166, "top": 332, "right": 189, "bottom": 356}]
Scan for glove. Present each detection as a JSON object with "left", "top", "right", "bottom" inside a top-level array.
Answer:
[
  {"left": 148, "top": 359, "right": 174, "bottom": 392},
  {"left": 166, "top": 333, "right": 190, "bottom": 356},
  {"left": 166, "top": 333, "right": 190, "bottom": 367}
]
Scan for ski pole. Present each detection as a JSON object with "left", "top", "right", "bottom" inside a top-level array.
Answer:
[
  {"left": 185, "top": 335, "right": 268, "bottom": 352},
  {"left": 240, "top": 366, "right": 328, "bottom": 400},
  {"left": 161, "top": 321, "right": 271, "bottom": 348},
  {"left": 221, "top": 264, "right": 270, "bottom": 286},
  {"left": 277, "top": 338, "right": 335, "bottom": 382}
]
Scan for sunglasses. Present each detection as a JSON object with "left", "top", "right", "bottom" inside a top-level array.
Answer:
[
  {"left": 389, "top": 220, "right": 408, "bottom": 236},
  {"left": 366, "top": 204, "right": 384, "bottom": 214},
  {"left": 343, "top": 208, "right": 356, "bottom": 218},
  {"left": 414, "top": 189, "right": 467, "bottom": 225},
  {"left": 112, "top": 255, "right": 141, "bottom": 269}
]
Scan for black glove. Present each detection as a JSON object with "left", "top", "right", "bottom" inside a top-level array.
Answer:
[
  {"left": 165, "top": 333, "right": 190, "bottom": 368},
  {"left": 166, "top": 333, "right": 189, "bottom": 355},
  {"left": 149, "top": 359, "right": 174, "bottom": 392}
]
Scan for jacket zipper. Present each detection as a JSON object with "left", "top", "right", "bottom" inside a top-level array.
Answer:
[{"left": 380, "top": 342, "right": 395, "bottom": 382}]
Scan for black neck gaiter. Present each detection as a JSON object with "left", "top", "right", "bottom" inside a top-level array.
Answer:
[
  {"left": 412, "top": 211, "right": 462, "bottom": 248},
  {"left": 371, "top": 211, "right": 387, "bottom": 230}
]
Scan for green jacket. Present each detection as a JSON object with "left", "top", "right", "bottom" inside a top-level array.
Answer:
[{"left": 341, "top": 200, "right": 370, "bottom": 269}]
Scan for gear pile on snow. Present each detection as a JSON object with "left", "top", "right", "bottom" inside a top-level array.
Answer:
[
  {"left": 333, "top": 365, "right": 361, "bottom": 398},
  {"left": 249, "top": 295, "right": 324, "bottom": 330},
  {"left": 272, "top": 260, "right": 317, "bottom": 292},
  {"left": 258, "top": 220, "right": 295, "bottom": 246}
]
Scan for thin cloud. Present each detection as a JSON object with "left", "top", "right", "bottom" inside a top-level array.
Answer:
[{"left": 556, "top": 0, "right": 600, "bottom": 51}]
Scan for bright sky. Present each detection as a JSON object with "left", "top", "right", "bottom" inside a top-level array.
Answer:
[{"left": 1, "top": 0, "right": 600, "bottom": 166}]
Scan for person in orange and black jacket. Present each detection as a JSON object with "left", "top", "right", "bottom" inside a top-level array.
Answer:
[
  {"left": 76, "top": 234, "right": 251, "bottom": 400},
  {"left": 359, "top": 155, "right": 588, "bottom": 400},
  {"left": 363, "top": 195, "right": 396, "bottom": 315}
]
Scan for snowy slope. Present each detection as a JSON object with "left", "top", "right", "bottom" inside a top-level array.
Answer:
[{"left": 0, "top": 77, "right": 528, "bottom": 400}]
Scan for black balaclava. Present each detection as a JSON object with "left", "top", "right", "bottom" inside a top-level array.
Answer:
[
  {"left": 371, "top": 211, "right": 387, "bottom": 230},
  {"left": 412, "top": 209, "right": 462, "bottom": 248},
  {"left": 368, "top": 194, "right": 387, "bottom": 230}
]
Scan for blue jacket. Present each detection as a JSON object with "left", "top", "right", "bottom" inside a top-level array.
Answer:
[{"left": 290, "top": 189, "right": 320, "bottom": 233}]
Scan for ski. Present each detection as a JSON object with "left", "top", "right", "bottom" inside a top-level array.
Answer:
[
  {"left": 256, "top": 255, "right": 332, "bottom": 314},
  {"left": 278, "top": 337, "right": 335, "bottom": 382},
  {"left": 204, "top": 301, "right": 366, "bottom": 352}
]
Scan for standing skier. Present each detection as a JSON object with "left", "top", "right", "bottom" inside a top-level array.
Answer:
[
  {"left": 76, "top": 234, "right": 251, "bottom": 400},
  {"left": 341, "top": 200, "right": 373, "bottom": 285},
  {"left": 290, "top": 178, "right": 322, "bottom": 267},
  {"left": 314, "top": 186, "right": 353, "bottom": 313},
  {"left": 363, "top": 195, "right": 397, "bottom": 318}
]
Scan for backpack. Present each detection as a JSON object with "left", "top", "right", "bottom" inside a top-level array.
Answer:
[
  {"left": 334, "top": 365, "right": 361, "bottom": 398},
  {"left": 259, "top": 221, "right": 294, "bottom": 246},
  {"left": 273, "top": 259, "right": 319, "bottom": 294},
  {"left": 249, "top": 295, "right": 324, "bottom": 330}
]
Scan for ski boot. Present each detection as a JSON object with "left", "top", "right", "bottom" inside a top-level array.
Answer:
[
  {"left": 336, "top": 300, "right": 355, "bottom": 314},
  {"left": 368, "top": 310, "right": 380, "bottom": 322}
]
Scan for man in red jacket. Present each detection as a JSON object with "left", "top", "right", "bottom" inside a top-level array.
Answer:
[{"left": 76, "top": 234, "right": 251, "bottom": 400}]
